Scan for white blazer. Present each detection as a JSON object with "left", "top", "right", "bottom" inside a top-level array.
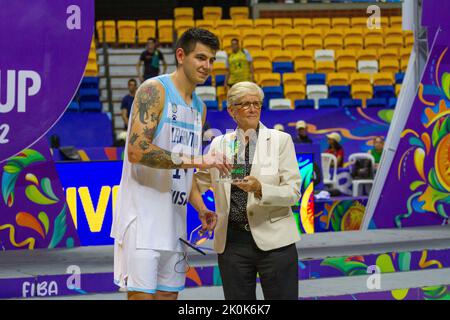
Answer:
[{"left": 195, "top": 123, "right": 302, "bottom": 253}]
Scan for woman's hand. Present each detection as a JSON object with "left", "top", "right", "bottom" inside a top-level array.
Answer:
[{"left": 232, "top": 176, "right": 262, "bottom": 198}]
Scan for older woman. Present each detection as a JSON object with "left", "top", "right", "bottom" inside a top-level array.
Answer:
[{"left": 189, "top": 82, "right": 302, "bottom": 300}]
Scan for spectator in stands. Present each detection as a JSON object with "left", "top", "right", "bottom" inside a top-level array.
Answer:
[
  {"left": 293, "top": 120, "right": 312, "bottom": 144},
  {"left": 273, "top": 123, "right": 285, "bottom": 131},
  {"left": 225, "top": 38, "right": 254, "bottom": 88},
  {"left": 136, "top": 38, "right": 167, "bottom": 82},
  {"left": 325, "top": 132, "right": 344, "bottom": 168},
  {"left": 369, "top": 136, "right": 385, "bottom": 170},
  {"left": 121, "top": 79, "right": 137, "bottom": 129}
]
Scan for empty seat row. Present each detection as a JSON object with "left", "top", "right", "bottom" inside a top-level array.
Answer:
[{"left": 175, "top": 6, "right": 249, "bottom": 21}]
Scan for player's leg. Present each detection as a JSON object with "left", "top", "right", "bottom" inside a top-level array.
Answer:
[
  {"left": 155, "top": 251, "right": 186, "bottom": 300},
  {"left": 128, "top": 291, "right": 155, "bottom": 300}
]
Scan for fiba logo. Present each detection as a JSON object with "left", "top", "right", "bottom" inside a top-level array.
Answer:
[
  {"left": 0, "top": 70, "right": 41, "bottom": 113},
  {"left": 172, "top": 103, "right": 178, "bottom": 121}
]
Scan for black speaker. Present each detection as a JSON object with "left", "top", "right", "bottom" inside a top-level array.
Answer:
[{"left": 59, "top": 146, "right": 81, "bottom": 161}]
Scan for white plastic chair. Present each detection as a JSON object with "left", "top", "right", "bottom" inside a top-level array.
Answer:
[
  {"left": 195, "top": 86, "right": 216, "bottom": 101},
  {"left": 315, "top": 49, "right": 335, "bottom": 62},
  {"left": 307, "top": 85, "right": 328, "bottom": 109},
  {"left": 269, "top": 98, "right": 292, "bottom": 110},
  {"left": 321, "top": 153, "right": 338, "bottom": 189},
  {"left": 215, "top": 50, "right": 228, "bottom": 64},
  {"left": 348, "top": 153, "right": 375, "bottom": 197},
  {"left": 358, "top": 60, "right": 379, "bottom": 74}
]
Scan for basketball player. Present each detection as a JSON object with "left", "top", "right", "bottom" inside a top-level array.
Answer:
[{"left": 111, "top": 28, "right": 230, "bottom": 300}]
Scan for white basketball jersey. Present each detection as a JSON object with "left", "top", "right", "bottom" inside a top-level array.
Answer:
[{"left": 111, "top": 75, "right": 203, "bottom": 252}]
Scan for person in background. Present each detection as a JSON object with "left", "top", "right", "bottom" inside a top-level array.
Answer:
[
  {"left": 225, "top": 38, "right": 254, "bottom": 88},
  {"left": 273, "top": 123, "right": 285, "bottom": 132},
  {"left": 369, "top": 136, "right": 384, "bottom": 170},
  {"left": 293, "top": 120, "right": 312, "bottom": 144},
  {"left": 137, "top": 38, "right": 167, "bottom": 83},
  {"left": 325, "top": 132, "right": 344, "bottom": 168},
  {"left": 121, "top": 79, "right": 137, "bottom": 130}
]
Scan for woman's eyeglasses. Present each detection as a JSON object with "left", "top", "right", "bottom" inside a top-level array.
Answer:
[{"left": 233, "top": 101, "right": 263, "bottom": 110}]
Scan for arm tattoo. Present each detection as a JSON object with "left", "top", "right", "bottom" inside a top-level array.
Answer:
[
  {"left": 139, "top": 140, "right": 150, "bottom": 151},
  {"left": 129, "top": 133, "right": 139, "bottom": 145},
  {"left": 136, "top": 84, "right": 161, "bottom": 125},
  {"left": 139, "top": 150, "right": 183, "bottom": 169},
  {"left": 143, "top": 127, "right": 155, "bottom": 140}
]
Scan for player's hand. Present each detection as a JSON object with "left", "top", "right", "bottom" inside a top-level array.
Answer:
[
  {"left": 198, "top": 209, "right": 217, "bottom": 233},
  {"left": 200, "top": 151, "right": 233, "bottom": 176}
]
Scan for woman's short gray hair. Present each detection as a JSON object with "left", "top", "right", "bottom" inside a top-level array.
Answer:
[{"left": 227, "top": 81, "right": 264, "bottom": 108}]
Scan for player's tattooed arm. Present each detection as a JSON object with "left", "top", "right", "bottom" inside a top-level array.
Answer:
[{"left": 127, "top": 80, "right": 194, "bottom": 169}]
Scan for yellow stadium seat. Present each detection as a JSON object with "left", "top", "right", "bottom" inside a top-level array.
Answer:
[
  {"left": 303, "top": 28, "right": 323, "bottom": 41},
  {"left": 295, "top": 60, "right": 315, "bottom": 74},
  {"left": 217, "top": 86, "right": 227, "bottom": 106},
  {"left": 85, "top": 62, "right": 98, "bottom": 76},
  {"left": 385, "top": 36, "right": 404, "bottom": 50},
  {"left": 271, "top": 50, "right": 292, "bottom": 62},
  {"left": 364, "top": 28, "right": 382, "bottom": 39},
  {"left": 284, "top": 85, "right": 306, "bottom": 102},
  {"left": 401, "top": 58, "right": 409, "bottom": 72},
  {"left": 350, "top": 73, "right": 371, "bottom": 86},
  {"left": 293, "top": 50, "right": 314, "bottom": 62},
  {"left": 378, "top": 48, "right": 398, "bottom": 60},
  {"left": 241, "top": 28, "right": 261, "bottom": 43},
  {"left": 293, "top": 18, "right": 312, "bottom": 29},
  {"left": 283, "top": 73, "right": 305, "bottom": 86},
  {"left": 344, "top": 28, "right": 363, "bottom": 41},
  {"left": 158, "top": 20, "right": 174, "bottom": 44},
  {"left": 332, "top": 18, "right": 350, "bottom": 29},
  {"left": 253, "top": 61, "right": 272, "bottom": 74},
  {"left": 327, "top": 73, "right": 349, "bottom": 86},
  {"left": 216, "top": 19, "right": 234, "bottom": 31},
  {"left": 221, "top": 29, "right": 241, "bottom": 50},
  {"left": 395, "top": 84, "right": 402, "bottom": 96},
  {"left": 137, "top": 20, "right": 156, "bottom": 44},
  {"left": 351, "top": 85, "right": 373, "bottom": 107},
  {"left": 315, "top": 61, "right": 335, "bottom": 74},
  {"left": 312, "top": 18, "right": 331, "bottom": 29},
  {"left": 344, "top": 37, "right": 363, "bottom": 51},
  {"left": 117, "top": 20, "right": 136, "bottom": 44},
  {"left": 88, "top": 50, "right": 97, "bottom": 64},
  {"left": 385, "top": 27, "right": 403, "bottom": 38},
  {"left": 213, "top": 63, "right": 227, "bottom": 78},
  {"left": 399, "top": 47, "right": 412, "bottom": 61},
  {"left": 174, "top": 7, "right": 194, "bottom": 20},
  {"left": 254, "top": 18, "right": 273, "bottom": 29},
  {"left": 251, "top": 50, "right": 271, "bottom": 64},
  {"left": 90, "top": 40, "right": 96, "bottom": 51},
  {"left": 390, "top": 16, "right": 402, "bottom": 28},
  {"left": 372, "top": 72, "right": 394, "bottom": 86},
  {"left": 274, "top": 18, "right": 292, "bottom": 29},
  {"left": 230, "top": 7, "right": 249, "bottom": 20},
  {"left": 234, "top": 19, "right": 253, "bottom": 29},
  {"left": 337, "top": 60, "right": 357, "bottom": 74},
  {"left": 263, "top": 38, "right": 282, "bottom": 51},
  {"left": 174, "top": 20, "right": 195, "bottom": 37},
  {"left": 195, "top": 20, "right": 215, "bottom": 30},
  {"left": 258, "top": 73, "right": 281, "bottom": 87},
  {"left": 242, "top": 39, "right": 262, "bottom": 51},
  {"left": 262, "top": 28, "right": 283, "bottom": 41},
  {"left": 324, "top": 38, "right": 343, "bottom": 51},
  {"left": 203, "top": 7, "right": 222, "bottom": 20},
  {"left": 351, "top": 17, "right": 367, "bottom": 29},
  {"left": 283, "top": 38, "right": 302, "bottom": 51},
  {"left": 365, "top": 37, "right": 384, "bottom": 50},
  {"left": 404, "top": 32, "right": 414, "bottom": 47},
  {"left": 336, "top": 49, "right": 357, "bottom": 62},
  {"left": 357, "top": 49, "right": 378, "bottom": 61},
  {"left": 303, "top": 38, "right": 322, "bottom": 51},
  {"left": 281, "top": 28, "right": 302, "bottom": 42},
  {"left": 96, "top": 20, "right": 116, "bottom": 43},
  {"left": 324, "top": 28, "right": 344, "bottom": 41},
  {"left": 380, "top": 59, "right": 399, "bottom": 73}
]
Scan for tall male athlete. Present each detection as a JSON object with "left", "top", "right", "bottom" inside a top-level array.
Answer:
[{"left": 111, "top": 28, "right": 230, "bottom": 300}]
